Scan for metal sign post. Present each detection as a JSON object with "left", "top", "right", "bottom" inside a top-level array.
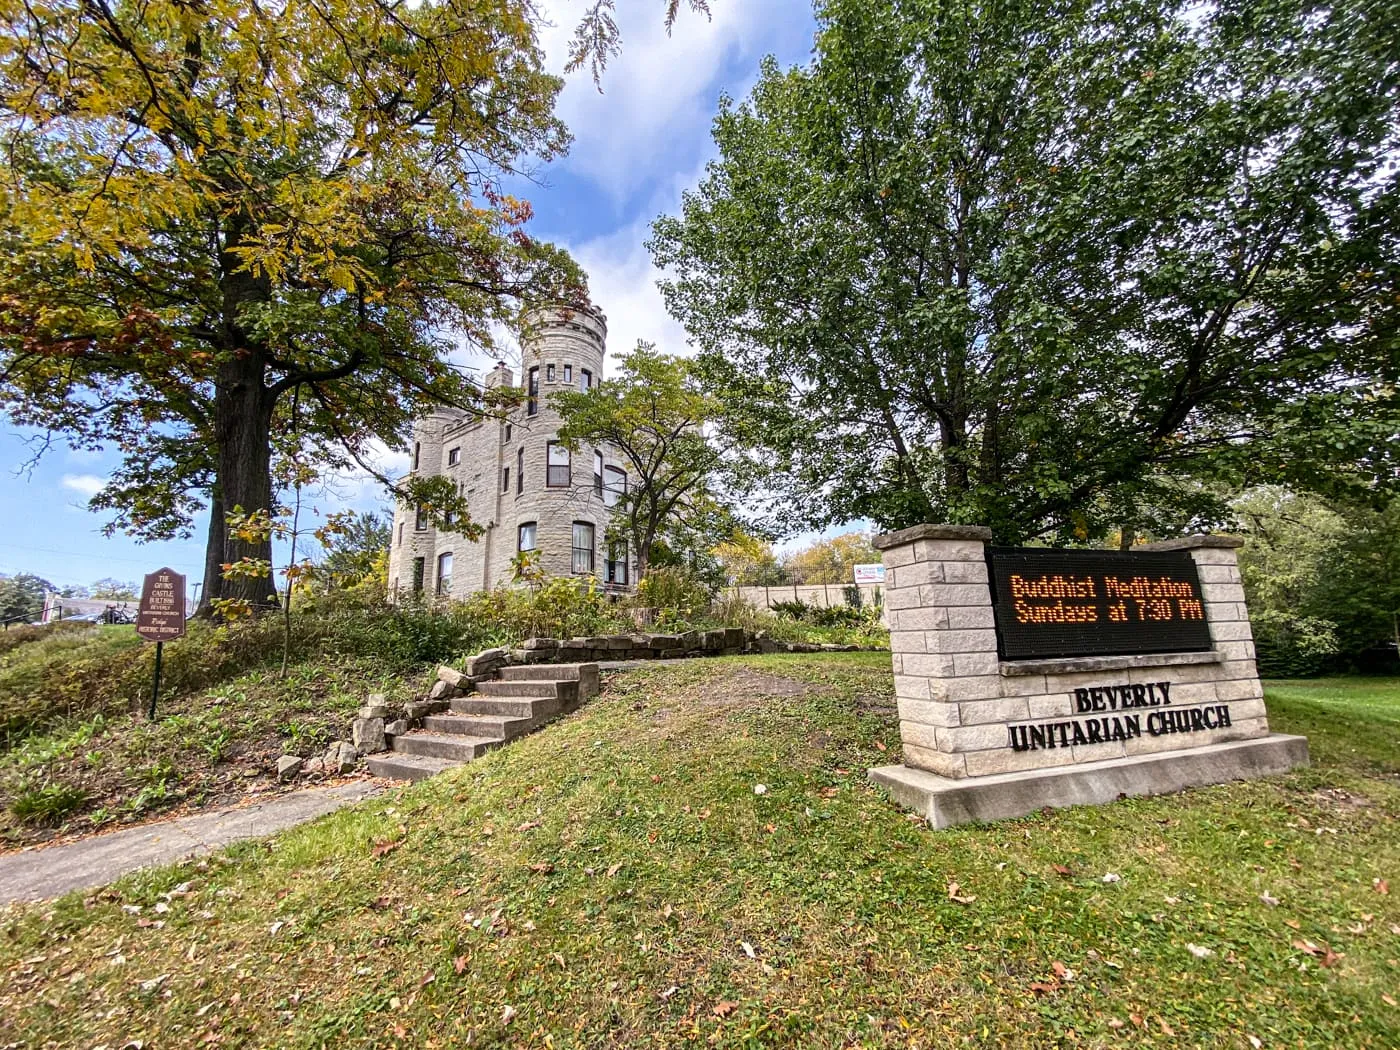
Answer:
[{"left": 136, "top": 568, "right": 187, "bottom": 721}]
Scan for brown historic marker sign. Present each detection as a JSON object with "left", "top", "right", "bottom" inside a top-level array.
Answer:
[{"left": 135, "top": 568, "right": 187, "bottom": 642}]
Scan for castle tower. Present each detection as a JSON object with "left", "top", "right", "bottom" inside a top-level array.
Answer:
[{"left": 388, "top": 301, "right": 635, "bottom": 599}]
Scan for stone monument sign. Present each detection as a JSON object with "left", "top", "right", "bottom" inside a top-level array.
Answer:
[{"left": 867, "top": 525, "right": 1308, "bottom": 827}]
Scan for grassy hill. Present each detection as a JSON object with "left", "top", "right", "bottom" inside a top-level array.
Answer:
[{"left": 2, "top": 654, "right": 1398, "bottom": 1047}]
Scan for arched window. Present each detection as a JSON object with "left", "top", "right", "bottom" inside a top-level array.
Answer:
[
  {"left": 580, "top": 368, "right": 592, "bottom": 391},
  {"left": 603, "top": 466, "right": 627, "bottom": 508},
  {"left": 527, "top": 367, "right": 539, "bottom": 416},
  {"left": 593, "top": 451, "right": 603, "bottom": 496},
  {"left": 518, "top": 521, "right": 537, "bottom": 552},
  {"left": 436, "top": 552, "right": 454, "bottom": 595},
  {"left": 571, "top": 522, "right": 595, "bottom": 574}
]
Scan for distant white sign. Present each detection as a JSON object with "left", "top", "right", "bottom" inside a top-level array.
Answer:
[{"left": 853, "top": 563, "right": 886, "bottom": 585}]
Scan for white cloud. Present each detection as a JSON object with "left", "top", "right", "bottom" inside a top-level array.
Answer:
[
  {"left": 61, "top": 474, "right": 105, "bottom": 498},
  {"left": 536, "top": 0, "right": 814, "bottom": 201}
]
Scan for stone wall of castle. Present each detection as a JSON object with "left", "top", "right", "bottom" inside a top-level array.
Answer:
[{"left": 387, "top": 303, "right": 634, "bottom": 598}]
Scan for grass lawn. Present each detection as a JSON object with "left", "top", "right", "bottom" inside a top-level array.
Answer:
[{"left": 2, "top": 654, "right": 1397, "bottom": 1048}]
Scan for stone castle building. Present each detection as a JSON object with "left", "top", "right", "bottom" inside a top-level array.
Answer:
[{"left": 387, "top": 303, "right": 634, "bottom": 598}]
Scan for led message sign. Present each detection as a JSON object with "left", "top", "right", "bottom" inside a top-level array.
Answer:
[{"left": 985, "top": 548, "right": 1214, "bottom": 660}]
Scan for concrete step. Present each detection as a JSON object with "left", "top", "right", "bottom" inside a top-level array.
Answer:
[
  {"left": 420, "top": 710, "right": 532, "bottom": 740},
  {"left": 365, "top": 753, "right": 459, "bottom": 782},
  {"left": 499, "top": 662, "right": 594, "bottom": 681},
  {"left": 391, "top": 732, "right": 500, "bottom": 762},
  {"left": 477, "top": 679, "right": 560, "bottom": 698},
  {"left": 450, "top": 695, "right": 561, "bottom": 719},
  {"left": 496, "top": 663, "right": 600, "bottom": 700}
]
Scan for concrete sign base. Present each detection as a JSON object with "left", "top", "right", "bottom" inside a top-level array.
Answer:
[{"left": 870, "top": 733, "right": 1307, "bottom": 828}]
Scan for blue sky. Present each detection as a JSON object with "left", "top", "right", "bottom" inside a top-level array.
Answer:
[{"left": 0, "top": 1, "right": 821, "bottom": 592}]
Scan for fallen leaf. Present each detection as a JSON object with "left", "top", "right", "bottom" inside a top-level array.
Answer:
[
  {"left": 763, "top": 823, "right": 777, "bottom": 834},
  {"left": 1186, "top": 943, "right": 1213, "bottom": 958},
  {"left": 1248, "top": 1037, "right": 1263, "bottom": 1049},
  {"left": 371, "top": 838, "right": 403, "bottom": 859},
  {"left": 753, "top": 784, "right": 767, "bottom": 795},
  {"left": 1159, "top": 1019, "right": 1176, "bottom": 1037},
  {"left": 713, "top": 1001, "right": 738, "bottom": 1019},
  {"left": 528, "top": 862, "right": 554, "bottom": 875},
  {"left": 419, "top": 971, "right": 435, "bottom": 987},
  {"left": 1107, "top": 1018, "right": 1124, "bottom": 1030},
  {"left": 1052, "top": 864, "right": 1073, "bottom": 877},
  {"left": 1375, "top": 878, "right": 1389, "bottom": 895},
  {"left": 501, "top": 1004, "right": 517, "bottom": 1025},
  {"left": 267, "top": 921, "right": 285, "bottom": 937},
  {"left": 1284, "top": 919, "right": 1301, "bottom": 930},
  {"left": 659, "top": 985, "right": 680, "bottom": 1001},
  {"left": 1260, "top": 891, "right": 1280, "bottom": 907},
  {"left": 1028, "top": 981, "right": 1058, "bottom": 995},
  {"left": 606, "top": 862, "right": 623, "bottom": 877},
  {"left": 741, "top": 941, "right": 756, "bottom": 958},
  {"left": 874, "top": 740, "right": 886, "bottom": 751},
  {"left": 1102, "top": 872, "right": 1122, "bottom": 884},
  {"left": 453, "top": 956, "right": 468, "bottom": 975},
  {"left": 516, "top": 820, "right": 540, "bottom": 832},
  {"left": 947, "top": 882, "right": 976, "bottom": 904},
  {"left": 1382, "top": 994, "right": 1397, "bottom": 1007},
  {"left": 1129, "top": 1013, "right": 1145, "bottom": 1029}
]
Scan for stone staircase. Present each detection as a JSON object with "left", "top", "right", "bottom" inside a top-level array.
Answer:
[{"left": 365, "top": 663, "right": 600, "bottom": 782}]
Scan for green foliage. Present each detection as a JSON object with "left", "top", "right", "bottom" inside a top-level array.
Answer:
[
  {"left": 1237, "top": 488, "right": 1400, "bottom": 675},
  {"left": 9, "top": 780, "right": 87, "bottom": 826},
  {"left": 636, "top": 566, "right": 715, "bottom": 623},
  {"left": 553, "top": 343, "right": 723, "bottom": 577},
  {"left": 0, "top": 572, "right": 52, "bottom": 624},
  {"left": 653, "top": 0, "right": 1400, "bottom": 545}
]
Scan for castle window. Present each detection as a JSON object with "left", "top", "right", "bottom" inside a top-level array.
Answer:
[
  {"left": 397, "top": 522, "right": 404, "bottom": 546},
  {"left": 502, "top": 467, "right": 510, "bottom": 493},
  {"left": 518, "top": 521, "right": 537, "bottom": 552},
  {"left": 412, "top": 442, "right": 420, "bottom": 470},
  {"left": 546, "top": 363, "right": 556, "bottom": 382},
  {"left": 563, "top": 364, "right": 572, "bottom": 384},
  {"left": 603, "top": 466, "right": 627, "bottom": 508},
  {"left": 593, "top": 451, "right": 603, "bottom": 496},
  {"left": 527, "top": 367, "right": 539, "bottom": 416},
  {"left": 411, "top": 557, "right": 425, "bottom": 593},
  {"left": 517, "top": 447, "right": 524, "bottom": 493},
  {"left": 436, "top": 552, "right": 454, "bottom": 595},
  {"left": 447, "top": 447, "right": 460, "bottom": 466},
  {"left": 580, "top": 369, "right": 592, "bottom": 391},
  {"left": 505, "top": 422, "right": 512, "bottom": 441},
  {"left": 572, "top": 522, "right": 595, "bottom": 574},
  {"left": 547, "top": 441, "right": 571, "bottom": 487},
  {"left": 414, "top": 504, "right": 427, "bottom": 531},
  {"left": 607, "top": 540, "right": 628, "bottom": 585}
]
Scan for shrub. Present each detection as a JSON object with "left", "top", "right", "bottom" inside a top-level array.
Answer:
[{"left": 636, "top": 566, "right": 714, "bottom": 621}]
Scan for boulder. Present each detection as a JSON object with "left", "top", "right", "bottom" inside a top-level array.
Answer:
[
  {"left": 302, "top": 756, "right": 326, "bottom": 776},
  {"left": 701, "top": 629, "right": 726, "bottom": 651},
  {"left": 276, "top": 755, "right": 303, "bottom": 781},
  {"left": 647, "top": 634, "right": 681, "bottom": 649},
  {"left": 605, "top": 636, "right": 631, "bottom": 650},
  {"left": 359, "top": 702, "right": 393, "bottom": 720},
  {"left": 384, "top": 719, "right": 407, "bottom": 738},
  {"left": 465, "top": 647, "right": 510, "bottom": 677},
  {"left": 522, "top": 637, "right": 559, "bottom": 651},
  {"left": 428, "top": 679, "right": 458, "bottom": 701},
  {"left": 436, "top": 665, "right": 467, "bottom": 687},
  {"left": 722, "top": 627, "right": 747, "bottom": 649},
  {"left": 352, "top": 716, "right": 387, "bottom": 754},
  {"left": 325, "top": 741, "right": 358, "bottom": 774},
  {"left": 678, "top": 630, "right": 702, "bottom": 652}
]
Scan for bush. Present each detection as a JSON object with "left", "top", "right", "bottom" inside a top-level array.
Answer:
[
  {"left": 1252, "top": 612, "right": 1341, "bottom": 678},
  {"left": 636, "top": 566, "right": 714, "bottom": 622}
]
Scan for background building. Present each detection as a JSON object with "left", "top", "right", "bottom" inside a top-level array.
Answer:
[{"left": 388, "top": 303, "right": 633, "bottom": 598}]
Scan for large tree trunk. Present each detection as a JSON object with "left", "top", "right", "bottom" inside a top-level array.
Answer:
[
  {"left": 196, "top": 486, "right": 225, "bottom": 617},
  {"left": 213, "top": 352, "right": 279, "bottom": 612}
]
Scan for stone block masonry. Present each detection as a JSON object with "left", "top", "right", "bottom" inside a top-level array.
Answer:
[{"left": 867, "top": 524, "right": 1307, "bottom": 826}]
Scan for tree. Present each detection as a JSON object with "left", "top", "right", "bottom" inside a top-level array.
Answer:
[
  {"left": 552, "top": 343, "right": 721, "bottom": 578},
  {"left": 713, "top": 529, "right": 784, "bottom": 586},
  {"left": 651, "top": 0, "right": 1400, "bottom": 546},
  {"left": 90, "top": 579, "right": 138, "bottom": 600},
  {"left": 1235, "top": 487, "right": 1400, "bottom": 674},
  {"left": 312, "top": 510, "right": 392, "bottom": 591},
  {"left": 782, "top": 531, "right": 879, "bottom": 585},
  {"left": 0, "top": 573, "right": 53, "bottom": 623},
  {"left": 0, "top": 0, "right": 701, "bottom": 615}
]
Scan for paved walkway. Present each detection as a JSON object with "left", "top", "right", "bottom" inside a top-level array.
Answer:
[{"left": 0, "top": 780, "right": 382, "bottom": 905}]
